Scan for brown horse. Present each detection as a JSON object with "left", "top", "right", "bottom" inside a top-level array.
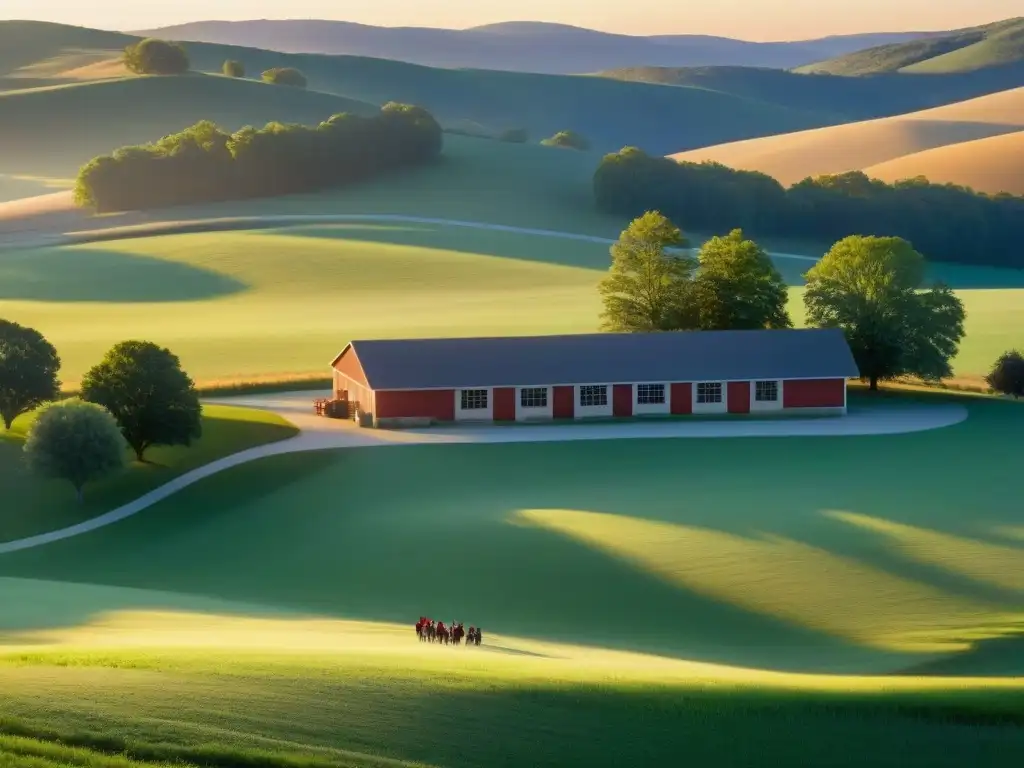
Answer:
[{"left": 451, "top": 623, "right": 465, "bottom": 645}]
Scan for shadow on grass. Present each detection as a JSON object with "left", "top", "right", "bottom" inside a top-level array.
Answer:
[{"left": 0, "top": 247, "right": 246, "bottom": 302}]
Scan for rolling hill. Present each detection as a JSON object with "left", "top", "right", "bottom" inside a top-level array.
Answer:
[
  {"left": 670, "top": 86, "right": 1024, "bottom": 190},
  {"left": 136, "top": 19, "right": 936, "bottom": 75},
  {"left": 796, "top": 17, "right": 1024, "bottom": 74},
  {"left": 862, "top": 130, "right": 1024, "bottom": 195}
]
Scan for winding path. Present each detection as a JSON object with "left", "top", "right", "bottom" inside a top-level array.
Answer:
[{"left": 0, "top": 392, "right": 967, "bottom": 556}]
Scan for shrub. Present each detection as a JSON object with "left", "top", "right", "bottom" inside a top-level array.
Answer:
[
  {"left": 222, "top": 59, "right": 245, "bottom": 78},
  {"left": 541, "top": 130, "right": 590, "bottom": 150},
  {"left": 24, "top": 399, "right": 126, "bottom": 503},
  {"left": 123, "top": 38, "right": 189, "bottom": 75},
  {"left": 262, "top": 67, "right": 307, "bottom": 87},
  {"left": 986, "top": 350, "right": 1024, "bottom": 398}
]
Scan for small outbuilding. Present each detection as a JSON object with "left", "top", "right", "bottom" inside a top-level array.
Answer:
[{"left": 330, "top": 329, "right": 859, "bottom": 428}]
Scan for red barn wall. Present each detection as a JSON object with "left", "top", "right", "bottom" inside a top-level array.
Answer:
[
  {"left": 783, "top": 379, "right": 846, "bottom": 408},
  {"left": 727, "top": 382, "right": 751, "bottom": 414},
  {"left": 376, "top": 390, "right": 455, "bottom": 420},
  {"left": 332, "top": 349, "right": 369, "bottom": 387},
  {"left": 553, "top": 386, "right": 574, "bottom": 419},
  {"left": 670, "top": 383, "right": 692, "bottom": 415},
  {"left": 493, "top": 387, "right": 516, "bottom": 421},
  {"left": 613, "top": 384, "right": 633, "bottom": 417}
]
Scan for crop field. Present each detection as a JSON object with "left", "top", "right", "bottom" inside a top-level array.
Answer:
[
  {"left": 1, "top": 219, "right": 1022, "bottom": 385},
  {"left": 0, "top": 396, "right": 1022, "bottom": 767}
]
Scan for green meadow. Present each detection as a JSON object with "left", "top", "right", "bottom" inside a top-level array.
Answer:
[
  {"left": 0, "top": 396, "right": 1022, "bottom": 767},
  {"left": 2, "top": 218, "right": 1022, "bottom": 385}
]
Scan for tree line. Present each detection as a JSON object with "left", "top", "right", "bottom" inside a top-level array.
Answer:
[
  {"left": 74, "top": 103, "right": 444, "bottom": 212},
  {"left": 600, "top": 211, "right": 1024, "bottom": 392},
  {"left": 2, "top": 320, "right": 202, "bottom": 502},
  {"left": 593, "top": 147, "right": 1024, "bottom": 270}
]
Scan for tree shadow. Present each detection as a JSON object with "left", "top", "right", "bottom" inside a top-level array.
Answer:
[{"left": 0, "top": 246, "right": 247, "bottom": 302}]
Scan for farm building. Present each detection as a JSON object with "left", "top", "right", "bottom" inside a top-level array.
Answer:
[{"left": 330, "top": 329, "right": 860, "bottom": 428}]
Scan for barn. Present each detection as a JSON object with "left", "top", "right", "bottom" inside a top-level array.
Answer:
[{"left": 330, "top": 329, "right": 860, "bottom": 428}]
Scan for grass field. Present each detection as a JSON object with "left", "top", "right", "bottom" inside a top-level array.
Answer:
[
  {"left": 1, "top": 219, "right": 1021, "bottom": 385},
  {"left": 0, "top": 404, "right": 297, "bottom": 543},
  {"left": 0, "top": 395, "right": 1021, "bottom": 766}
]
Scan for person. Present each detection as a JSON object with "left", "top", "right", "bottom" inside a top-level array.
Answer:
[
  {"left": 467, "top": 626, "right": 477, "bottom": 645},
  {"left": 475, "top": 627, "right": 482, "bottom": 646}
]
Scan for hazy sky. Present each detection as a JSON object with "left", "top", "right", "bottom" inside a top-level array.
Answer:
[{"left": 6, "top": 0, "right": 1021, "bottom": 39}]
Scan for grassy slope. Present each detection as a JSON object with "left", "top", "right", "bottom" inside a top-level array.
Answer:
[
  {"left": 0, "top": 404, "right": 297, "bottom": 543},
  {"left": 670, "top": 86, "right": 1024, "bottom": 186},
  {"left": 862, "top": 129, "right": 1024, "bottom": 195},
  {"left": 794, "top": 18, "right": 1024, "bottom": 75},
  {"left": 2, "top": 217, "right": 1021, "bottom": 385}
]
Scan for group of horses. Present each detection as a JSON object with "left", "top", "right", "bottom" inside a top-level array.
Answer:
[{"left": 415, "top": 617, "right": 482, "bottom": 646}]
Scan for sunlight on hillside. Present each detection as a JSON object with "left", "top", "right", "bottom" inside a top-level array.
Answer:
[
  {"left": 514, "top": 508, "right": 1021, "bottom": 653},
  {"left": 827, "top": 511, "right": 1024, "bottom": 592}
]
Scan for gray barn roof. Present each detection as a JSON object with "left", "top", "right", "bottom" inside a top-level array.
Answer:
[{"left": 341, "top": 329, "right": 859, "bottom": 390}]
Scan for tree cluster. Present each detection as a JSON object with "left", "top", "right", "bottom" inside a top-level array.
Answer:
[
  {"left": 593, "top": 147, "right": 1024, "bottom": 269},
  {"left": 600, "top": 213, "right": 967, "bottom": 390},
  {"left": 74, "top": 103, "right": 444, "bottom": 213},
  {"left": 222, "top": 59, "right": 246, "bottom": 78},
  {"left": 123, "top": 38, "right": 190, "bottom": 75},
  {"left": 2, "top": 320, "right": 202, "bottom": 501},
  {"left": 599, "top": 213, "right": 791, "bottom": 333},
  {"left": 541, "top": 130, "right": 590, "bottom": 150}
]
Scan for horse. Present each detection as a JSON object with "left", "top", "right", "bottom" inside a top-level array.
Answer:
[
  {"left": 451, "top": 623, "right": 465, "bottom": 645},
  {"left": 474, "top": 627, "right": 482, "bottom": 646},
  {"left": 415, "top": 619, "right": 425, "bottom": 641},
  {"left": 436, "top": 622, "right": 450, "bottom": 645}
]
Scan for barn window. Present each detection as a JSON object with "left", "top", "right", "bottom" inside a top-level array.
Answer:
[
  {"left": 520, "top": 387, "right": 548, "bottom": 408},
  {"left": 696, "top": 382, "right": 722, "bottom": 404},
  {"left": 579, "top": 385, "right": 608, "bottom": 407},
  {"left": 755, "top": 380, "right": 779, "bottom": 402},
  {"left": 460, "top": 389, "right": 488, "bottom": 410},
  {"left": 637, "top": 384, "right": 665, "bottom": 404}
]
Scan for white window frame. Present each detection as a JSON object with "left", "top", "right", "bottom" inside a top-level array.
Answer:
[
  {"left": 750, "top": 379, "right": 784, "bottom": 412},
  {"left": 696, "top": 382, "right": 722, "bottom": 404},
  {"left": 636, "top": 383, "right": 665, "bottom": 404},
  {"left": 519, "top": 387, "right": 548, "bottom": 408},
  {"left": 460, "top": 389, "right": 489, "bottom": 410},
  {"left": 578, "top": 385, "right": 608, "bottom": 408},
  {"left": 692, "top": 381, "right": 727, "bottom": 414},
  {"left": 455, "top": 388, "right": 493, "bottom": 421},
  {"left": 515, "top": 385, "right": 553, "bottom": 421},
  {"left": 574, "top": 384, "right": 612, "bottom": 418},
  {"left": 633, "top": 382, "right": 670, "bottom": 415}
]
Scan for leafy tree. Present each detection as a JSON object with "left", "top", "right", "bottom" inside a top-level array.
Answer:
[
  {"left": 81, "top": 341, "right": 202, "bottom": 462},
  {"left": 692, "top": 229, "right": 791, "bottom": 330},
  {"left": 262, "top": 67, "right": 307, "bottom": 87},
  {"left": 541, "top": 130, "right": 590, "bottom": 150},
  {"left": 222, "top": 59, "right": 245, "bottom": 78},
  {"left": 0, "top": 319, "right": 61, "bottom": 430},
  {"left": 803, "top": 235, "right": 966, "bottom": 390},
  {"left": 499, "top": 127, "right": 528, "bottom": 143},
  {"left": 123, "top": 38, "right": 189, "bottom": 75},
  {"left": 598, "top": 211, "right": 696, "bottom": 332},
  {"left": 24, "top": 399, "right": 126, "bottom": 503},
  {"left": 986, "top": 349, "right": 1024, "bottom": 398}
]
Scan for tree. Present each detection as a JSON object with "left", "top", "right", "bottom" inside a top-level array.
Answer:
[
  {"left": 0, "top": 319, "right": 61, "bottom": 430},
  {"left": 123, "top": 38, "right": 189, "bottom": 75},
  {"left": 222, "top": 59, "right": 245, "bottom": 78},
  {"left": 598, "top": 211, "right": 696, "bottom": 332},
  {"left": 81, "top": 341, "right": 202, "bottom": 462},
  {"left": 262, "top": 67, "right": 307, "bottom": 87},
  {"left": 986, "top": 350, "right": 1024, "bottom": 398},
  {"left": 691, "top": 229, "right": 791, "bottom": 330},
  {"left": 803, "top": 235, "right": 966, "bottom": 390},
  {"left": 24, "top": 399, "right": 126, "bottom": 503},
  {"left": 541, "top": 130, "right": 590, "bottom": 150}
]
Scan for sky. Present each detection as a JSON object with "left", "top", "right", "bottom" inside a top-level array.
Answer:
[{"left": 5, "top": 0, "right": 1021, "bottom": 39}]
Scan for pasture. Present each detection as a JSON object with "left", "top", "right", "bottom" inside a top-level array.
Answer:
[
  {"left": 0, "top": 396, "right": 1022, "bottom": 767},
  {"left": 1, "top": 219, "right": 1021, "bottom": 385},
  {"left": 0, "top": 404, "right": 297, "bottom": 543}
]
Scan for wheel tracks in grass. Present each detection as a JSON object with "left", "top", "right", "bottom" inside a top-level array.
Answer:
[
  {"left": 0, "top": 401, "right": 967, "bottom": 556},
  {"left": 13, "top": 213, "right": 822, "bottom": 264}
]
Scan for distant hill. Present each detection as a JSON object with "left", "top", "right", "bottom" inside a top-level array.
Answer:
[
  {"left": 796, "top": 17, "right": 1024, "bottom": 74},
  {"left": 670, "top": 87, "right": 1024, "bottom": 193},
  {"left": 135, "top": 18, "right": 936, "bottom": 74}
]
